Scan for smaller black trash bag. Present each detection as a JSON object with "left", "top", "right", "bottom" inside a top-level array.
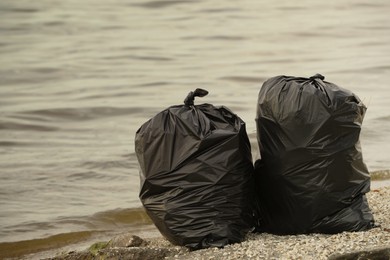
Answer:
[
  {"left": 135, "top": 89, "right": 254, "bottom": 249},
  {"left": 254, "top": 74, "right": 375, "bottom": 234}
]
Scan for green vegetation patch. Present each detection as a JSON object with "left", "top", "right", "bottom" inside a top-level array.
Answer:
[{"left": 88, "top": 241, "right": 109, "bottom": 255}]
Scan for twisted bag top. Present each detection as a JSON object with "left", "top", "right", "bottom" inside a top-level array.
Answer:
[
  {"left": 135, "top": 89, "right": 254, "bottom": 249},
  {"left": 254, "top": 74, "right": 374, "bottom": 234}
]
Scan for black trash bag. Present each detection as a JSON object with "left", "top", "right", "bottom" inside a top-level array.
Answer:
[
  {"left": 254, "top": 74, "right": 375, "bottom": 234},
  {"left": 135, "top": 88, "right": 255, "bottom": 249}
]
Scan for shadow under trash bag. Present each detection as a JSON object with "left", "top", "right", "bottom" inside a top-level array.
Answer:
[
  {"left": 254, "top": 74, "right": 375, "bottom": 234},
  {"left": 135, "top": 89, "right": 255, "bottom": 250}
]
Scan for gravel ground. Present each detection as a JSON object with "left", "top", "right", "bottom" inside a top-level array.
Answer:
[
  {"left": 50, "top": 186, "right": 390, "bottom": 260},
  {"left": 145, "top": 186, "right": 390, "bottom": 259}
]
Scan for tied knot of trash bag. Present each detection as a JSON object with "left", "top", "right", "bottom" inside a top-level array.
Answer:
[
  {"left": 309, "top": 73, "right": 325, "bottom": 81},
  {"left": 184, "top": 88, "right": 209, "bottom": 106}
]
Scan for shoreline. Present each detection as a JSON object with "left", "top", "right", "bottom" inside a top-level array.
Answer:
[
  {"left": 2, "top": 171, "right": 389, "bottom": 260},
  {"left": 8, "top": 181, "right": 389, "bottom": 260}
]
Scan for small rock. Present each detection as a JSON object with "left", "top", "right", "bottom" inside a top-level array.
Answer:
[
  {"left": 329, "top": 247, "right": 390, "bottom": 260},
  {"left": 109, "top": 234, "right": 148, "bottom": 248}
]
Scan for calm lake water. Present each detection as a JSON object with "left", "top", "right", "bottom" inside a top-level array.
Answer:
[{"left": 1, "top": 0, "right": 390, "bottom": 257}]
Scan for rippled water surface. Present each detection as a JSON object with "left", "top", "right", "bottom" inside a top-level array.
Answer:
[{"left": 1, "top": 0, "right": 390, "bottom": 252}]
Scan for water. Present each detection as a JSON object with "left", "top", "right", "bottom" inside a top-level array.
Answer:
[{"left": 1, "top": 0, "right": 390, "bottom": 257}]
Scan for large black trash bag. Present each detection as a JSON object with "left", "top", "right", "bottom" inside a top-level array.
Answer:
[
  {"left": 254, "top": 74, "right": 375, "bottom": 234},
  {"left": 135, "top": 88, "right": 255, "bottom": 249}
]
